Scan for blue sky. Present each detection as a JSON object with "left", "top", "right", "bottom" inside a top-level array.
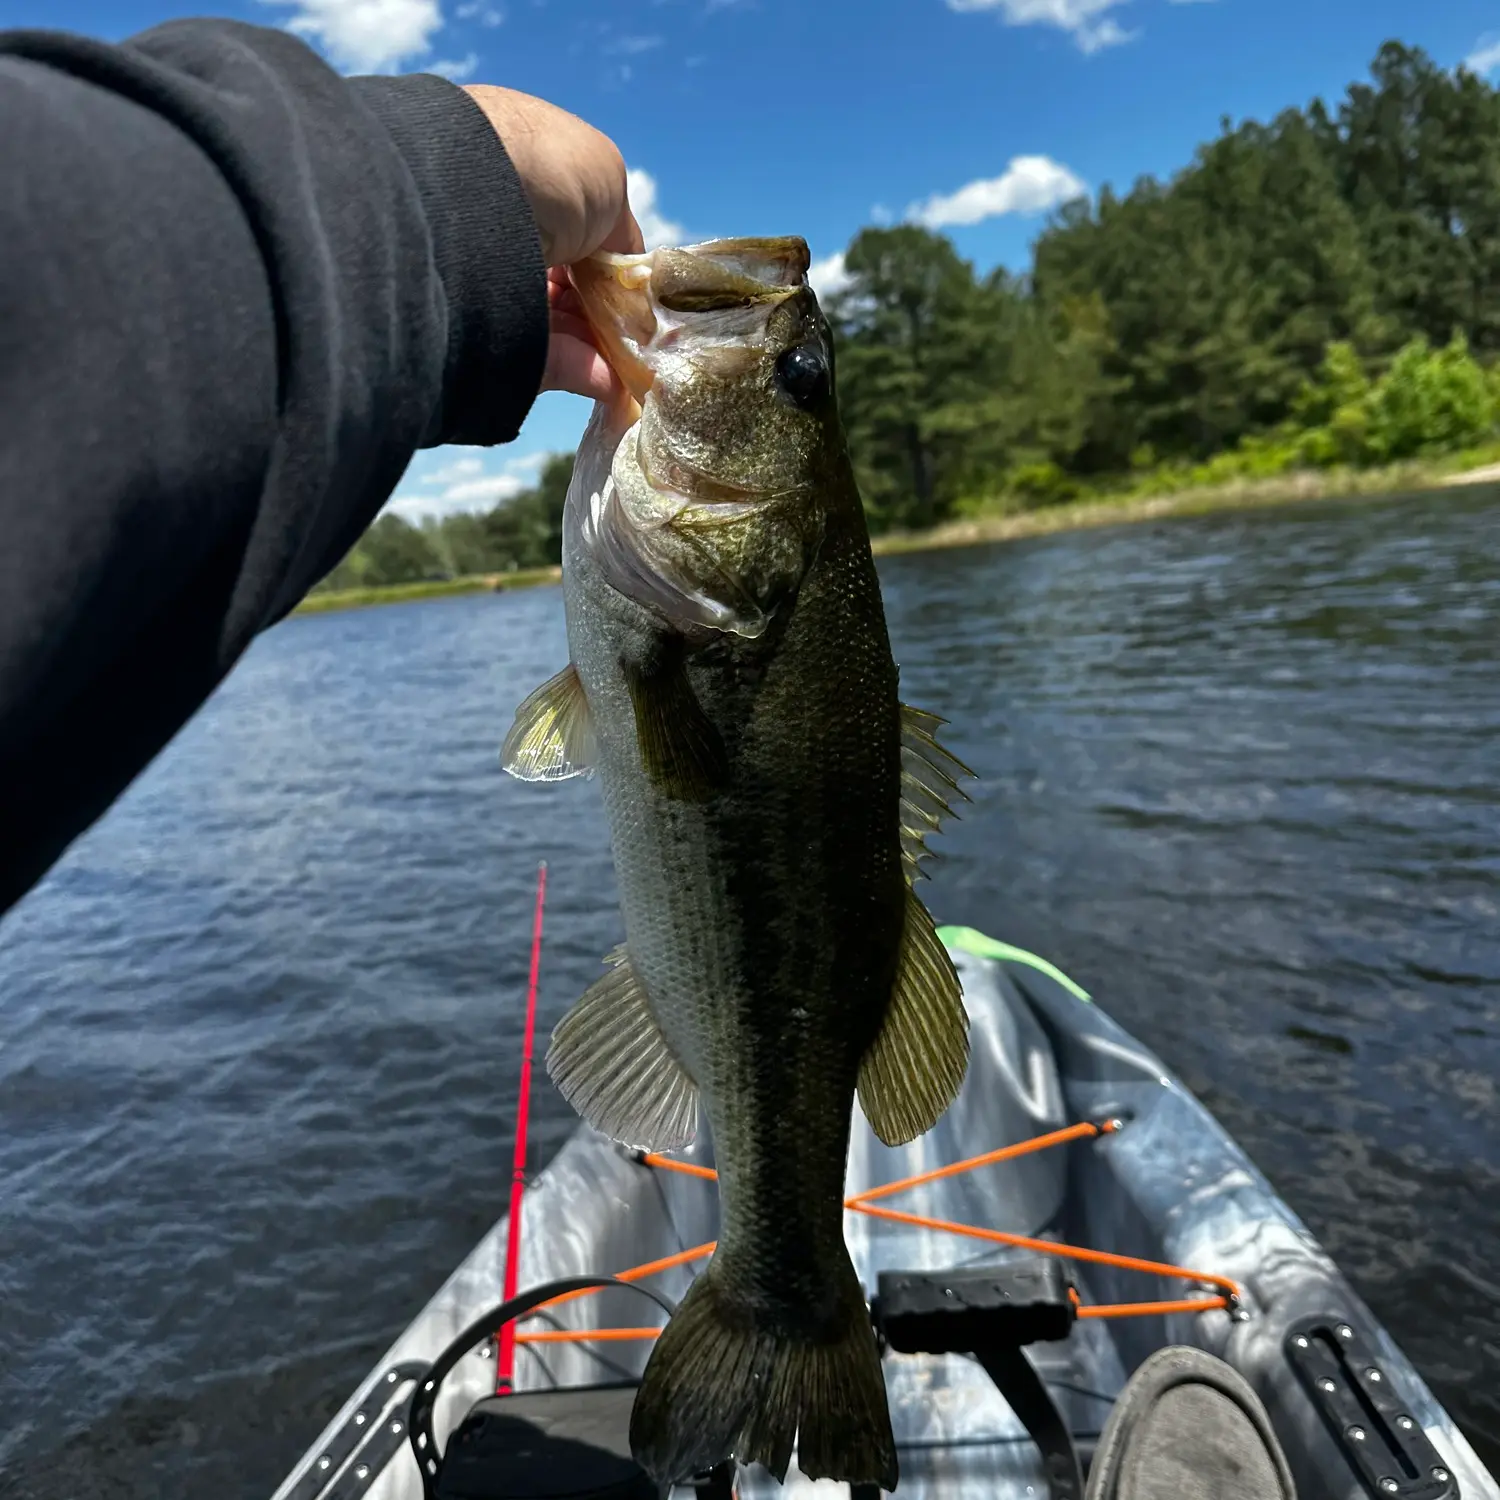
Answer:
[{"left": 20, "top": 0, "right": 1500, "bottom": 520}]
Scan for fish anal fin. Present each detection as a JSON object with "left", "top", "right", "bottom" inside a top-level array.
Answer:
[
  {"left": 857, "top": 885, "right": 970, "bottom": 1147},
  {"left": 544, "top": 948, "right": 699, "bottom": 1151},
  {"left": 630, "top": 1258, "right": 896, "bottom": 1489},
  {"left": 501, "top": 663, "right": 597, "bottom": 782},
  {"left": 626, "top": 659, "right": 726, "bottom": 803},
  {"left": 899, "top": 701, "right": 976, "bottom": 882}
]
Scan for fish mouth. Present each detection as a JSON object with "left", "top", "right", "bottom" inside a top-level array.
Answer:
[
  {"left": 569, "top": 239, "right": 821, "bottom": 638},
  {"left": 569, "top": 237, "right": 812, "bottom": 408}
]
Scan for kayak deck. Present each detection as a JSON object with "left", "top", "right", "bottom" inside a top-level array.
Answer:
[{"left": 273, "top": 933, "right": 1497, "bottom": 1500}]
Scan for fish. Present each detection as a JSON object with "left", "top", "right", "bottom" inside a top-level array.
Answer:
[{"left": 501, "top": 236, "right": 974, "bottom": 1491}]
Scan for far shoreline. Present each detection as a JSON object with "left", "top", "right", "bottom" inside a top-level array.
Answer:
[
  {"left": 871, "top": 453, "right": 1500, "bottom": 558},
  {"left": 292, "top": 565, "right": 561, "bottom": 616},
  {"left": 291, "top": 456, "right": 1500, "bottom": 617}
]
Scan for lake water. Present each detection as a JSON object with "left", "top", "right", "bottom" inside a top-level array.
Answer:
[{"left": 2, "top": 486, "right": 1497, "bottom": 1496}]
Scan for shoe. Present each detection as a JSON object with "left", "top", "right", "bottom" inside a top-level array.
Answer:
[{"left": 1086, "top": 1346, "right": 1297, "bottom": 1500}]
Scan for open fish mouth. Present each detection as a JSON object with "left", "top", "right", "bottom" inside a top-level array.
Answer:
[
  {"left": 565, "top": 236, "right": 827, "bottom": 638},
  {"left": 568, "top": 237, "right": 813, "bottom": 409}
]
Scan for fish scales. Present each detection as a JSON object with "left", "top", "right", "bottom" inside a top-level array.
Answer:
[
  {"left": 502, "top": 237, "right": 975, "bottom": 1491},
  {"left": 573, "top": 501, "right": 904, "bottom": 1301}
]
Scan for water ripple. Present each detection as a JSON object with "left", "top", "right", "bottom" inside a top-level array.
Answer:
[{"left": 2, "top": 486, "right": 1498, "bottom": 1493}]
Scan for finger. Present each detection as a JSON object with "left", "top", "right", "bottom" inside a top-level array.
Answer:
[
  {"left": 601, "top": 203, "right": 646, "bottom": 256},
  {"left": 542, "top": 334, "right": 621, "bottom": 402},
  {"left": 547, "top": 276, "right": 587, "bottom": 319},
  {"left": 549, "top": 307, "right": 600, "bottom": 347}
]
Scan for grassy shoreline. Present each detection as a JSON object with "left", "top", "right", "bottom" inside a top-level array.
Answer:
[
  {"left": 293, "top": 454, "right": 1500, "bottom": 615},
  {"left": 293, "top": 565, "right": 560, "bottom": 615},
  {"left": 870, "top": 451, "right": 1500, "bottom": 558}
]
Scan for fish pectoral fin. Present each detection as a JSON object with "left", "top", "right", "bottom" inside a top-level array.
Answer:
[
  {"left": 625, "top": 658, "right": 726, "bottom": 803},
  {"left": 545, "top": 947, "right": 699, "bottom": 1151},
  {"left": 501, "top": 663, "right": 597, "bottom": 782},
  {"left": 857, "top": 885, "right": 970, "bottom": 1147},
  {"left": 900, "top": 701, "right": 976, "bottom": 882}
]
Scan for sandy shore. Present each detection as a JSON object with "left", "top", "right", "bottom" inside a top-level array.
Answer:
[
  {"left": 872, "top": 457, "right": 1499, "bottom": 558},
  {"left": 1440, "top": 461, "right": 1500, "bottom": 486}
]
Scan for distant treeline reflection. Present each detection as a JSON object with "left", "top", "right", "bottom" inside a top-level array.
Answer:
[{"left": 316, "top": 42, "right": 1500, "bottom": 593}]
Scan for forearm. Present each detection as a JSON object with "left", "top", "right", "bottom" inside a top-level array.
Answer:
[{"left": 0, "top": 20, "right": 547, "bottom": 913}]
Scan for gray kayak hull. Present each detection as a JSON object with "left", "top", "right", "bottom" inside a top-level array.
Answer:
[{"left": 273, "top": 932, "right": 1496, "bottom": 1500}]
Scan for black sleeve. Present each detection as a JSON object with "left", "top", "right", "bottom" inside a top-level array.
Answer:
[{"left": 0, "top": 20, "right": 548, "bottom": 916}]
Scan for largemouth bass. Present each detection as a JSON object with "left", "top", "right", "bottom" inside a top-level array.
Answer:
[{"left": 501, "top": 237, "right": 973, "bottom": 1490}]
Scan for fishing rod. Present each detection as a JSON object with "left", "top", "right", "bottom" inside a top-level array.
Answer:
[{"left": 496, "top": 860, "right": 548, "bottom": 1393}]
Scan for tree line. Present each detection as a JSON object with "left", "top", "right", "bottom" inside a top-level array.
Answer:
[
  {"left": 831, "top": 40, "right": 1500, "bottom": 530},
  {"left": 319, "top": 40, "right": 1500, "bottom": 590},
  {"left": 314, "top": 453, "right": 574, "bottom": 592}
]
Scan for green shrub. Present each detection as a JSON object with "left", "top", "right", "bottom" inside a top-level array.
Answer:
[
  {"left": 1364, "top": 334, "right": 1493, "bottom": 460},
  {"left": 1292, "top": 342, "right": 1371, "bottom": 429},
  {"left": 1007, "top": 461, "right": 1082, "bottom": 508}
]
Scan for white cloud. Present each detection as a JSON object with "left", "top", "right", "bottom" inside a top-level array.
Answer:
[
  {"left": 946, "top": 0, "right": 1136, "bottom": 55},
  {"left": 909, "top": 155, "right": 1087, "bottom": 228},
  {"left": 388, "top": 449, "right": 550, "bottom": 521},
  {"left": 808, "top": 251, "right": 852, "bottom": 300},
  {"left": 455, "top": 0, "right": 504, "bottom": 20},
  {"left": 267, "top": 0, "right": 442, "bottom": 71},
  {"left": 1077, "top": 16, "right": 1132, "bottom": 51},
  {"left": 439, "top": 474, "right": 530, "bottom": 505},
  {"left": 428, "top": 50, "right": 479, "bottom": 77},
  {"left": 607, "top": 33, "right": 664, "bottom": 54},
  {"left": 421, "top": 455, "right": 485, "bottom": 485},
  {"left": 1465, "top": 35, "right": 1500, "bottom": 76},
  {"left": 627, "top": 167, "right": 686, "bottom": 250}
]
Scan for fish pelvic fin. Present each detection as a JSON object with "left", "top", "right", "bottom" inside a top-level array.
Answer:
[
  {"left": 545, "top": 947, "right": 699, "bottom": 1151},
  {"left": 630, "top": 1259, "right": 897, "bottom": 1490},
  {"left": 899, "top": 702, "right": 975, "bottom": 882},
  {"left": 501, "top": 663, "right": 596, "bottom": 781},
  {"left": 858, "top": 884, "right": 970, "bottom": 1147}
]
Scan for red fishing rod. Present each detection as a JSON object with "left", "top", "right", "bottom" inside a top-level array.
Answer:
[{"left": 496, "top": 859, "right": 547, "bottom": 1394}]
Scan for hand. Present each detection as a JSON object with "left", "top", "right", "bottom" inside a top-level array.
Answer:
[
  {"left": 543, "top": 267, "right": 619, "bottom": 402},
  {"left": 462, "top": 85, "right": 644, "bottom": 401}
]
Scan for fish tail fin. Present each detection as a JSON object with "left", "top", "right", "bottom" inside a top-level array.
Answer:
[{"left": 629, "top": 1259, "right": 897, "bottom": 1490}]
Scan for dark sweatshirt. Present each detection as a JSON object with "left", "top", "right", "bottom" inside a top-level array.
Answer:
[{"left": 0, "top": 19, "right": 549, "bottom": 916}]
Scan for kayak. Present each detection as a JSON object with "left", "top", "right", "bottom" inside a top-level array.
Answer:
[{"left": 272, "top": 928, "right": 1497, "bottom": 1500}]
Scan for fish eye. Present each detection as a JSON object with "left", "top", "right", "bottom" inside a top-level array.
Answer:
[{"left": 774, "top": 344, "right": 830, "bottom": 409}]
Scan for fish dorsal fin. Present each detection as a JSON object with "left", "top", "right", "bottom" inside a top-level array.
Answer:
[
  {"left": 546, "top": 948, "right": 700, "bottom": 1151},
  {"left": 899, "top": 702, "right": 974, "bottom": 882},
  {"left": 857, "top": 885, "right": 969, "bottom": 1146},
  {"left": 501, "top": 663, "right": 597, "bottom": 782}
]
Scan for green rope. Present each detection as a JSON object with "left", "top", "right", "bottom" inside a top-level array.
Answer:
[{"left": 936, "top": 925, "right": 1093, "bottom": 1004}]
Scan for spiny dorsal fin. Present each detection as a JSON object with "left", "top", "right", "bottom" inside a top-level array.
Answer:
[
  {"left": 545, "top": 948, "right": 699, "bottom": 1151},
  {"left": 501, "top": 663, "right": 596, "bottom": 782},
  {"left": 900, "top": 702, "right": 975, "bottom": 882},
  {"left": 857, "top": 884, "right": 969, "bottom": 1146}
]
